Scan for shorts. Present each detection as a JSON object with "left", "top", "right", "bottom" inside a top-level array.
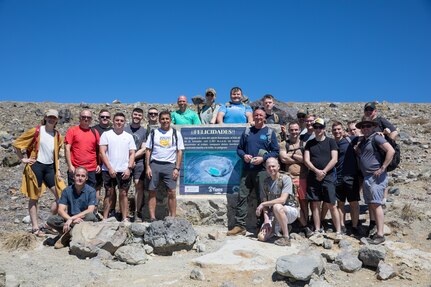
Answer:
[
  {"left": 132, "top": 161, "right": 146, "bottom": 181},
  {"left": 102, "top": 171, "right": 132, "bottom": 190},
  {"left": 31, "top": 161, "right": 55, "bottom": 188},
  {"left": 283, "top": 206, "right": 299, "bottom": 224},
  {"left": 148, "top": 161, "right": 177, "bottom": 191},
  {"left": 95, "top": 171, "right": 103, "bottom": 190},
  {"left": 307, "top": 173, "right": 337, "bottom": 205},
  {"left": 363, "top": 173, "right": 387, "bottom": 205},
  {"left": 335, "top": 175, "right": 361, "bottom": 202},
  {"left": 292, "top": 178, "right": 307, "bottom": 200},
  {"left": 67, "top": 170, "right": 96, "bottom": 189}
]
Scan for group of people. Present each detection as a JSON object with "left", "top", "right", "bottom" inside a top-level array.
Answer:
[{"left": 13, "top": 86, "right": 397, "bottom": 249}]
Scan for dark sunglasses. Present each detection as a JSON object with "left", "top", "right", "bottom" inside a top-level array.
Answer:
[
  {"left": 100, "top": 116, "right": 110, "bottom": 119},
  {"left": 361, "top": 124, "right": 373, "bottom": 128},
  {"left": 297, "top": 114, "right": 306, "bottom": 119},
  {"left": 313, "top": 125, "right": 325, "bottom": 130},
  {"left": 148, "top": 112, "right": 158, "bottom": 116},
  {"left": 80, "top": 116, "right": 92, "bottom": 120},
  {"left": 364, "top": 108, "right": 374, "bottom": 112}
]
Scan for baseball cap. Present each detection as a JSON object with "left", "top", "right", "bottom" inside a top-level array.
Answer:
[
  {"left": 364, "top": 102, "right": 376, "bottom": 110},
  {"left": 313, "top": 118, "right": 325, "bottom": 128},
  {"left": 45, "top": 109, "right": 59, "bottom": 118}
]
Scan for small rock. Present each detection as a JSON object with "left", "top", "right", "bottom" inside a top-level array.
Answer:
[
  {"left": 114, "top": 245, "right": 148, "bottom": 265},
  {"left": 196, "top": 243, "right": 206, "bottom": 253},
  {"left": 190, "top": 268, "right": 205, "bottom": 281},
  {"left": 130, "top": 223, "right": 147, "bottom": 237},
  {"left": 22, "top": 215, "right": 31, "bottom": 224},
  {"left": 208, "top": 230, "right": 225, "bottom": 240},
  {"left": 112, "top": 99, "right": 121, "bottom": 104},
  {"left": 96, "top": 249, "right": 114, "bottom": 260},
  {"left": 220, "top": 282, "right": 236, "bottom": 287},
  {"left": 427, "top": 233, "right": 431, "bottom": 240},
  {"left": 338, "top": 239, "right": 352, "bottom": 249},
  {"left": 389, "top": 187, "right": 400, "bottom": 196},
  {"left": 359, "top": 245, "right": 386, "bottom": 268},
  {"left": 309, "top": 278, "right": 333, "bottom": 287},
  {"left": 144, "top": 244, "right": 154, "bottom": 254},
  {"left": 104, "top": 260, "right": 128, "bottom": 270},
  {"left": 309, "top": 233, "right": 324, "bottom": 246},
  {"left": 276, "top": 252, "right": 325, "bottom": 281},
  {"left": 0, "top": 267, "right": 5, "bottom": 287},
  {"left": 377, "top": 261, "right": 396, "bottom": 280},
  {"left": 323, "top": 239, "right": 333, "bottom": 249},
  {"left": 335, "top": 252, "right": 362, "bottom": 273}
]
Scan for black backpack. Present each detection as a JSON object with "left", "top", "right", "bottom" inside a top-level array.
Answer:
[{"left": 372, "top": 134, "right": 401, "bottom": 172}]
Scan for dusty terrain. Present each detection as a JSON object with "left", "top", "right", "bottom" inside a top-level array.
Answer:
[{"left": 0, "top": 101, "right": 431, "bottom": 286}]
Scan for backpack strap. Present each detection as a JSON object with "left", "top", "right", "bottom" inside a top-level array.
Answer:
[{"left": 90, "top": 127, "right": 100, "bottom": 164}]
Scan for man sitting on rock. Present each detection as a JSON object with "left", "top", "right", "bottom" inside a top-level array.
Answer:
[
  {"left": 47, "top": 166, "right": 98, "bottom": 249},
  {"left": 256, "top": 157, "right": 298, "bottom": 246}
]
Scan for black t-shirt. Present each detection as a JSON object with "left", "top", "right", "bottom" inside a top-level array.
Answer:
[{"left": 305, "top": 137, "right": 338, "bottom": 174}]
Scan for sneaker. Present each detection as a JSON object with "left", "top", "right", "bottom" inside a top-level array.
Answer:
[
  {"left": 367, "top": 235, "right": 385, "bottom": 245},
  {"left": 351, "top": 227, "right": 360, "bottom": 237},
  {"left": 303, "top": 227, "right": 314, "bottom": 238},
  {"left": 227, "top": 226, "right": 246, "bottom": 236},
  {"left": 335, "top": 232, "right": 344, "bottom": 241},
  {"left": 54, "top": 230, "right": 71, "bottom": 249},
  {"left": 274, "top": 237, "right": 291, "bottom": 246},
  {"left": 368, "top": 226, "right": 377, "bottom": 237},
  {"left": 340, "top": 226, "right": 347, "bottom": 235}
]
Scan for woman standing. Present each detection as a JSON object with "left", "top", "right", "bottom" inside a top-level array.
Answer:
[
  {"left": 198, "top": 88, "right": 220, "bottom": 124},
  {"left": 13, "top": 109, "right": 65, "bottom": 236}
]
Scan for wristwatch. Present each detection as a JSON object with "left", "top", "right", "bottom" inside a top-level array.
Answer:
[{"left": 174, "top": 167, "right": 180, "bottom": 171}]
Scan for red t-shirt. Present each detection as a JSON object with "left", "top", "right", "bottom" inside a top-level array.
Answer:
[{"left": 65, "top": 126, "right": 100, "bottom": 171}]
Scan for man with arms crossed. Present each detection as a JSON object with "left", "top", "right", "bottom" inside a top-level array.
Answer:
[
  {"left": 356, "top": 117, "right": 394, "bottom": 244},
  {"left": 47, "top": 166, "right": 97, "bottom": 249},
  {"left": 100, "top": 112, "right": 136, "bottom": 222},
  {"left": 304, "top": 118, "right": 342, "bottom": 237},
  {"left": 145, "top": 111, "right": 185, "bottom": 220}
]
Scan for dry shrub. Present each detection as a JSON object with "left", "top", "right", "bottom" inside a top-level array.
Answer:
[
  {"left": 1, "top": 232, "right": 38, "bottom": 251},
  {"left": 401, "top": 203, "right": 419, "bottom": 223},
  {"left": 406, "top": 118, "right": 429, "bottom": 125}
]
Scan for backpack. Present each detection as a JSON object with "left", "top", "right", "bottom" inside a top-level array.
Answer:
[
  {"left": 149, "top": 128, "right": 178, "bottom": 160},
  {"left": 371, "top": 134, "right": 401, "bottom": 172},
  {"left": 90, "top": 127, "right": 100, "bottom": 164},
  {"left": 285, "top": 140, "right": 304, "bottom": 155}
]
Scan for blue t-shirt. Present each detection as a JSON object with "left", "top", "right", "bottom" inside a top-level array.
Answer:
[
  {"left": 218, "top": 103, "right": 252, "bottom": 123},
  {"left": 58, "top": 184, "right": 97, "bottom": 216}
]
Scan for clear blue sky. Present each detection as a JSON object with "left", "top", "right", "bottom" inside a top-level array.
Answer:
[{"left": 1, "top": 0, "right": 430, "bottom": 104}]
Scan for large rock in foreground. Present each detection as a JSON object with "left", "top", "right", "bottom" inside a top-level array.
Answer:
[
  {"left": 276, "top": 252, "right": 325, "bottom": 281},
  {"left": 144, "top": 217, "right": 197, "bottom": 255}
]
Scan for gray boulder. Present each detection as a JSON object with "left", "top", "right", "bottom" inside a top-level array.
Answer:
[
  {"left": 276, "top": 252, "right": 325, "bottom": 281},
  {"left": 114, "top": 245, "right": 148, "bottom": 265},
  {"left": 309, "top": 278, "right": 333, "bottom": 287},
  {"left": 130, "top": 222, "right": 148, "bottom": 237},
  {"left": 144, "top": 217, "right": 197, "bottom": 255},
  {"left": 358, "top": 245, "right": 386, "bottom": 268},
  {"left": 190, "top": 268, "right": 205, "bottom": 281},
  {"left": 70, "top": 222, "right": 127, "bottom": 258},
  {"left": 377, "top": 261, "right": 396, "bottom": 280},
  {"left": 323, "top": 239, "right": 333, "bottom": 249},
  {"left": 335, "top": 252, "right": 362, "bottom": 273}
]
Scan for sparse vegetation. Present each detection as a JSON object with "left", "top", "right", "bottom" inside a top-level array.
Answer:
[{"left": 1, "top": 232, "right": 38, "bottom": 251}]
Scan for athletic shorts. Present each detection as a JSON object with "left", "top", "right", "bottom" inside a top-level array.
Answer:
[
  {"left": 283, "top": 206, "right": 299, "bottom": 224},
  {"left": 102, "top": 171, "right": 132, "bottom": 190},
  {"left": 31, "top": 161, "right": 55, "bottom": 188},
  {"left": 292, "top": 177, "right": 307, "bottom": 200},
  {"left": 335, "top": 175, "right": 361, "bottom": 203},
  {"left": 363, "top": 173, "right": 387, "bottom": 205},
  {"left": 95, "top": 171, "right": 103, "bottom": 190},
  {"left": 148, "top": 161, "right": 177, "bottom": 191},
  {"left": 307, "top": 173, "right": 337, "bottom": 205},
  {"left": 132, "top": 161, "right": 146, "bottom": 181}
]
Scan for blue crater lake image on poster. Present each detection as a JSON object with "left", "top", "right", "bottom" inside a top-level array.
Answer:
[{"left": 184, "top": 151, "right": 242, "bottom": 185}]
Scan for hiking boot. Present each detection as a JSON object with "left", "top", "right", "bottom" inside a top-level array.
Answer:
[
  {"left": 227, "top": 226, "right": 246, "bottom": 236},
  {"left": 367, "top": 234, "right": 385, "bottom": 245},
  {"left": 54, "top": 230, "right": 71, "bottom": 249},
  {"left": 351, "top": 227, "right": 360, "bottom": 237},
  {"left": 274, "top": 237, "right": 291, "bottom": 246}
]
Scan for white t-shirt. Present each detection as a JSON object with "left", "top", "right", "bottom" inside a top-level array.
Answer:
[
  {"left": 37, "top": 126, "right": 55, "bottom": 164},
  {"left": 146, "top": 128, "right": 185, "bottom": 163},
  {"left": 100, "top": 130, "right": 136, "bottom": 172}
]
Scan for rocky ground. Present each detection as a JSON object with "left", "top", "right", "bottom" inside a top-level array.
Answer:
[{"left": 0, "top": 100, "right": 431, "bottom": 286}]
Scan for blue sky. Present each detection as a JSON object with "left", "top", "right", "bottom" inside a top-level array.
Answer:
[{"left": 1, "top": 0, "right": 430, "bottom": 104}]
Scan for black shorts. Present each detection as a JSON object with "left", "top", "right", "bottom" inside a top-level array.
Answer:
[
  {"left": 67, "top": 170, "right": 96, "bottom": 188},
  {"left": 95, "top": 171, "right": 103, "bottom": 190},
  {"left": 335, "top": 175, "right": 361, "bottom": 203},
  {"left": 31, "top": 161, "right": 55, "bottom": 188},
  {"left": 102, "top": 171, "right": 132, "bottom": 190},
  {"left": 307, "top": 173, "right": 337, "bottom": 205}
]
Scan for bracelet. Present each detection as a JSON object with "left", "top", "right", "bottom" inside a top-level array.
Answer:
[{"left": 174, "top": 167, "right": 180, "bottom": 171}]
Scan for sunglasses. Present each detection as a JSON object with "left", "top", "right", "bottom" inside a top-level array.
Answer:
[
  {"left": 206, "top": 93, "right": 214, "bottom": 97},
  {"left": 100, "top": 116, "right": 110, "bottom": 119},
  {"left": 361, "top": 124, "right": 373, "bottom": 128},
  {"left": 80, "top": 116, "right": 92, "bottom": 120},
  {"left": 148, "top": 113, "right": 158, "bottom": 116},
  {"left": 313, "top": 125, "right": 325, "bottom": 130},
  {"left": 364, "top": 108, "right": 374, "bottom": 112},
  {"left": 297, "top": 114, "right": 306, "bottom": 119}
]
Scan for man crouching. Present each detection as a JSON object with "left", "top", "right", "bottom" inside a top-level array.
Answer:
[
  {"left": 47, "top": 166, "right": 98, "bottom": 249},
  {"left": 256, "top": 157, "right": 299, "bottom": 246}
]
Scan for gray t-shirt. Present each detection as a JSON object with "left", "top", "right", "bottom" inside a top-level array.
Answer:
[
  {"left": 124, "top": 125, "right": 147, "bottom": 164},
  {"left": 358, "top": 133, "right": 387, "bottom": 176},
  {"left": 199, "top": 104, "right": 220, "bottom": 124},
  {"left": 261, "top": 173, "right": 297, "bottom": 207}
]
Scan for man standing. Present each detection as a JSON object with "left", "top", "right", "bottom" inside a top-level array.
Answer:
[
  {"left": 363, "top": 102, "right": 398, "bottom": 140},
  {"left": 100, "top": 112, "right": 136, "bottom": 222},
  {"left": 304, "top": 118, "right": 341, "bottom": 237},
  {"left": 227, "top": 108, "right": 279, "bottom": 236},
  {"left": 300, "top": 114, "right": 316, "bottom": 142},
  {"left": 124, "top": 108, "right": 147, "bottom": 221},
  {"left": 146, "top": 107, "right": 160, "bottom": 139},
  {"left": 145, "top": 111, "right": 185, "bottom": 220},
  {"left": 92, "top": 109, "right": 112, "bottom": 201},
  {"left": 356, "top": 117, "right": 394, "bottom": 244},
  {"left": 47, "top": 166, "right": 97, "bottom": 249},
  {"left": 65, "top": 110, "right": 100, "bottom": 188},
  {"left": 171, "top": 95, "right": 201, "bottom": 125},
  {"left": 331, "top": 121, "right": 361, "bottom": 235},
  {"left": 216, "top": 87, "right": 253, "bottom": 124},
  {"left": 262, "top": 94, "right": 281, "bottom": 124}
]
